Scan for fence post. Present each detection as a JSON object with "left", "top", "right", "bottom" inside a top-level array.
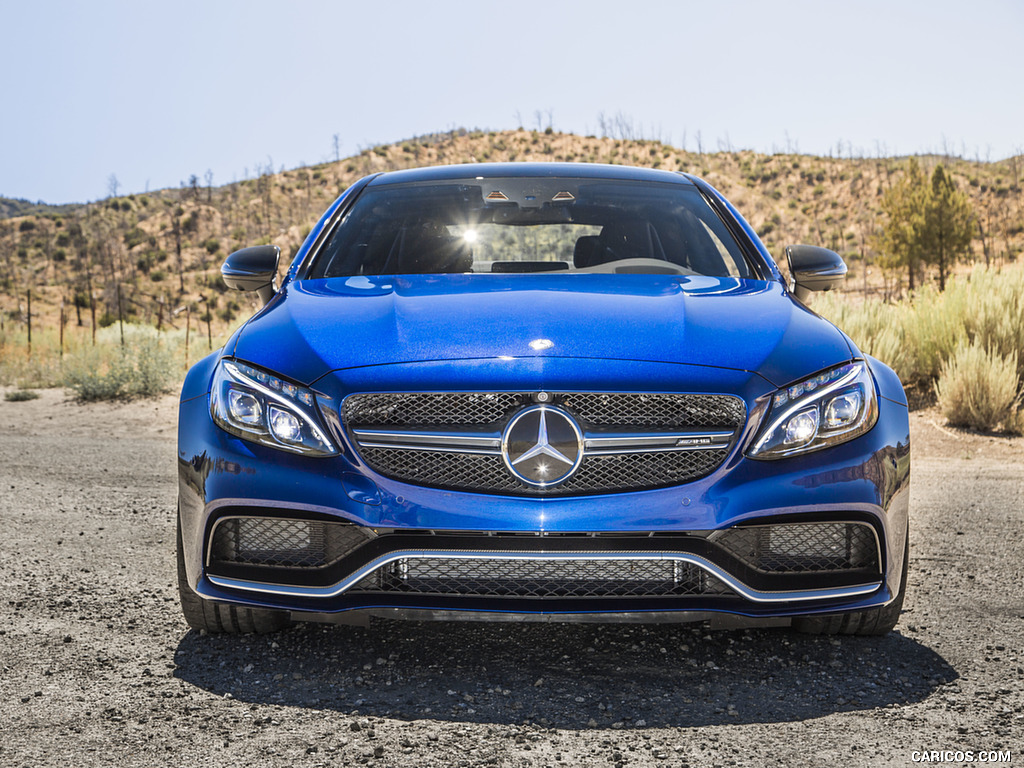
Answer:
[
  {"left": 205, "top": 298, "right": 213, "bottom": 350},
  {"left": 26, "top": 289, "right": 32, "bottom": 359},
  {"left": 117, "top": 283, "right": 125, "bottom": 347},
  {"left": 185, "top": 306, "right": 191, "bottom": 370},
  {"left": 87, "top": 274, "right": 96, "bottom": 346},
  {"left": 60, "top": 296, "right": 66, "bottom": 359}
]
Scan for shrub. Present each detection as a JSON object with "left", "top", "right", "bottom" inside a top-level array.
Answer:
[
  {"left": 124, "top": 227, "right": 147, "bottom": 249},
  {"left": 63, "top": 328, "right": 177, "bottom": 401},
  {"left": 935, "top": 342, "right": 1020, "bottom": 431},
  {"left": 4, "top": 389, "right": 39, "bottom": 402},
  {"left": 814, "top": 264, "right": 1024, "bottom": 387}
]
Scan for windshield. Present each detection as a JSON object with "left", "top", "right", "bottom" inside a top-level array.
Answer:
[{"left": 308, "top": 177, "right": 756, "bottom": 279}]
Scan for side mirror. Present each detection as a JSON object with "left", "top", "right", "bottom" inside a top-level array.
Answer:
[
  {"left": 785, "top": 245, "right": 847, "bottom": 302},
  {"left": 221, "top": 245, "right": 280, "bottom": 305}
]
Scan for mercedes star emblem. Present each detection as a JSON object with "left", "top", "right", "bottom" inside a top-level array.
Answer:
[{"left": 501, "top": 405, "right": 583, "bottom": 487}]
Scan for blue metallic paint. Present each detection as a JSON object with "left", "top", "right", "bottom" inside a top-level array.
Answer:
[
  {"left": 177, "top": 163, "right": 910, "bottom": 626},
  {"left": 232, "top": 276, "right": 853, "bottom": 388}
]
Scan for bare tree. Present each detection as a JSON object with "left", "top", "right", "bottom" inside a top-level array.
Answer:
[
  {"left": 169, "top": 203, "right": 185, "bottom": 294},
  {"left": 204, "top": 169, "right": 214, "bottom": 203},
  {"left": 107, "top": 174, "right": 120, "bottom": 199},
  {"left": 332, "top": 134, "right": 341, "bottom": 163}
]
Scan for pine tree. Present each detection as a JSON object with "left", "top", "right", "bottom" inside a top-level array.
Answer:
[
  {"left": 878, "top": 159, "right": 974, "bottom": 293},
  {"left": 923, "top": 165, "right": 974, "bottom": 291},
  {"left": 879, "top": 158, "right": 928, "bottom": 291}
]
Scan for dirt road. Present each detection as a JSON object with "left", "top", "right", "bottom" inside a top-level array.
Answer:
[{"left": 1, "top": 389, "right": 1021, "bottom": 767}]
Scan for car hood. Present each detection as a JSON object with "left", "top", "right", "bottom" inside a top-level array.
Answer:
[{"left": 231, "top": 274, "right": 854, "bottom": 388}]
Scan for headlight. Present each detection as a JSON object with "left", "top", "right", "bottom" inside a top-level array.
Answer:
[
  {"left": 210, "top": 359, "right": 337, "bottom": 456},
  {"left": 748, "top": 360, "right": 878, "bottom": 459}
]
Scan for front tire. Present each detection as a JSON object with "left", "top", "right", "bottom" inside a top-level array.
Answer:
[
  {"left": 176, "top": 512, "right": 291, "bottom": 635},
  {"left": 793, "top": 532, "right": 909, "bottom": 636}
]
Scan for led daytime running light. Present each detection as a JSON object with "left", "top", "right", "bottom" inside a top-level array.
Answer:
[
  {"left": 749, "top": 361, "right": 877, "bottom": 460},
  {"left": 212, "top": 359, "right": 337, "bottom": 456}
]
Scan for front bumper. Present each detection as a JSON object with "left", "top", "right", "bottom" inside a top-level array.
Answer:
[{"left": 177, "top": 358, "right": 910, "bottom": 624}]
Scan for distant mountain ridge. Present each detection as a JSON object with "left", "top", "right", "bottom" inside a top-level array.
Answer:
[{"left": 0, "top": 196, "right": 83, "bottom": 220}]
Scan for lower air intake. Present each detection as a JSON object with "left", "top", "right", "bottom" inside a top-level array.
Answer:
[
  {"left": 209, "top": 517, "right": 372, "bottom": 570},
  {"left": 350, "top": 556, "right": 733, "bottom": 599},
  {"left": 712, "top": 522, "right": 879, "bottom": 573}
]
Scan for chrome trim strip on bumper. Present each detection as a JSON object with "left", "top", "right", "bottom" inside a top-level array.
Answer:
[{"left": 207, "top": 549, "right": 881, "bottom": 604}]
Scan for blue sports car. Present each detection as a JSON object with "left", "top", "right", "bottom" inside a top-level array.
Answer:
[{"left": 176, "top": 163, "right": 910, "bottom": 636}]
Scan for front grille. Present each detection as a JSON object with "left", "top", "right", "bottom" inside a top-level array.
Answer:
[
  {"left": 350, "top": 556, "right": 733, "bottom": 598},
  {"left": 344, "top": 392, "right": 745, "bottom": 495},
  {"left": 359, "top": 446, "right": 729, "bottom": 496},
  {"left": 209, "top": 517, "right": 371, "bottom": 571},
  {"left": 712, "top": 522, "right": 879, "bottom": 573}
]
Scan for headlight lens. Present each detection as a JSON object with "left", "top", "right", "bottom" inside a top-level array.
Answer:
[
  {"left": 210, "top": 359, "right": 337, "bottom": 456},
  {"left": 748, "top": 360, "right": 878, "bottom": 459}
]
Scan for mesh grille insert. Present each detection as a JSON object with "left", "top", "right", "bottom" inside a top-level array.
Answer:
[
  {"left": 344, "top": 392, "right": 523, "bottom": 428},
  {"left": 351, "top": 556, "right": 733, "bottom": 598},
  {"left": 561, "top": 392, "right": 744, "bottom": 429},
  {"left": 712, "top": 522, "right": 879, "bottom": 573},
  {"left": 209, "top": 517, "right": 372, "bottom": 570},
  {"left": 344, "top": 392, "right": 744, "bottom": 430}
]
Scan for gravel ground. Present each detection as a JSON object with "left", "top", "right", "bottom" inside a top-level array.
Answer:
[{"left": 1, "top": 389, "right": 1021, "bottom": 767}]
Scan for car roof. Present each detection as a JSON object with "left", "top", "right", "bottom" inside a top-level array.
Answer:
[{"left": 366, "top": 162, "right": 697, "bottom": 187}]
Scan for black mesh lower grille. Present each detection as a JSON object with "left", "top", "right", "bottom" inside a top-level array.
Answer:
[
  {"left": 712, "top": 522, "right": 879, "bottom": 573},
  {"left": 350, "top": 557, "right": 733, "bottom": 598},
  {"left": 358, "top": 447, "right": 729, "bottom": 496},
  {"left": 209, "top": 517, "right": 372, "bottom": 570},
  {"left": 205, "top": 520, "right": 882, "bottom": 597}
]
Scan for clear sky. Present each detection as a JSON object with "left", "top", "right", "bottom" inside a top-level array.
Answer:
[{"left": 2, "top": 0, "right": 1022, "bottom": 204}]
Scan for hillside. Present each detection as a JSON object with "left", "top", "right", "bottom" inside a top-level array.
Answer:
[
  {"left": 0, "top": 196, "right": 82, "bottom": 220},
  {"left": 1, "top": 129, "right": 1022, "bottom": 340}
]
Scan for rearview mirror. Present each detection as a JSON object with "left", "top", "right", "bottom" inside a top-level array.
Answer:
[
  {"left": 221, "top": 245, "right": 280, "bottom": 305},
  {"left": 785, "top": 245, "right": 847, "bottom": 302}
]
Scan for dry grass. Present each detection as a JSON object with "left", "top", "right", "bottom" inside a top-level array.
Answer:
[
  {"left": 935, "top": 343, "right": 1020, "bottom": 432},
  {"left": 0, "top": 323, "right": 229, "bottom": 399},
  {"left": 812, "top": 263, "right": 1024, "bottom": 431}
]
